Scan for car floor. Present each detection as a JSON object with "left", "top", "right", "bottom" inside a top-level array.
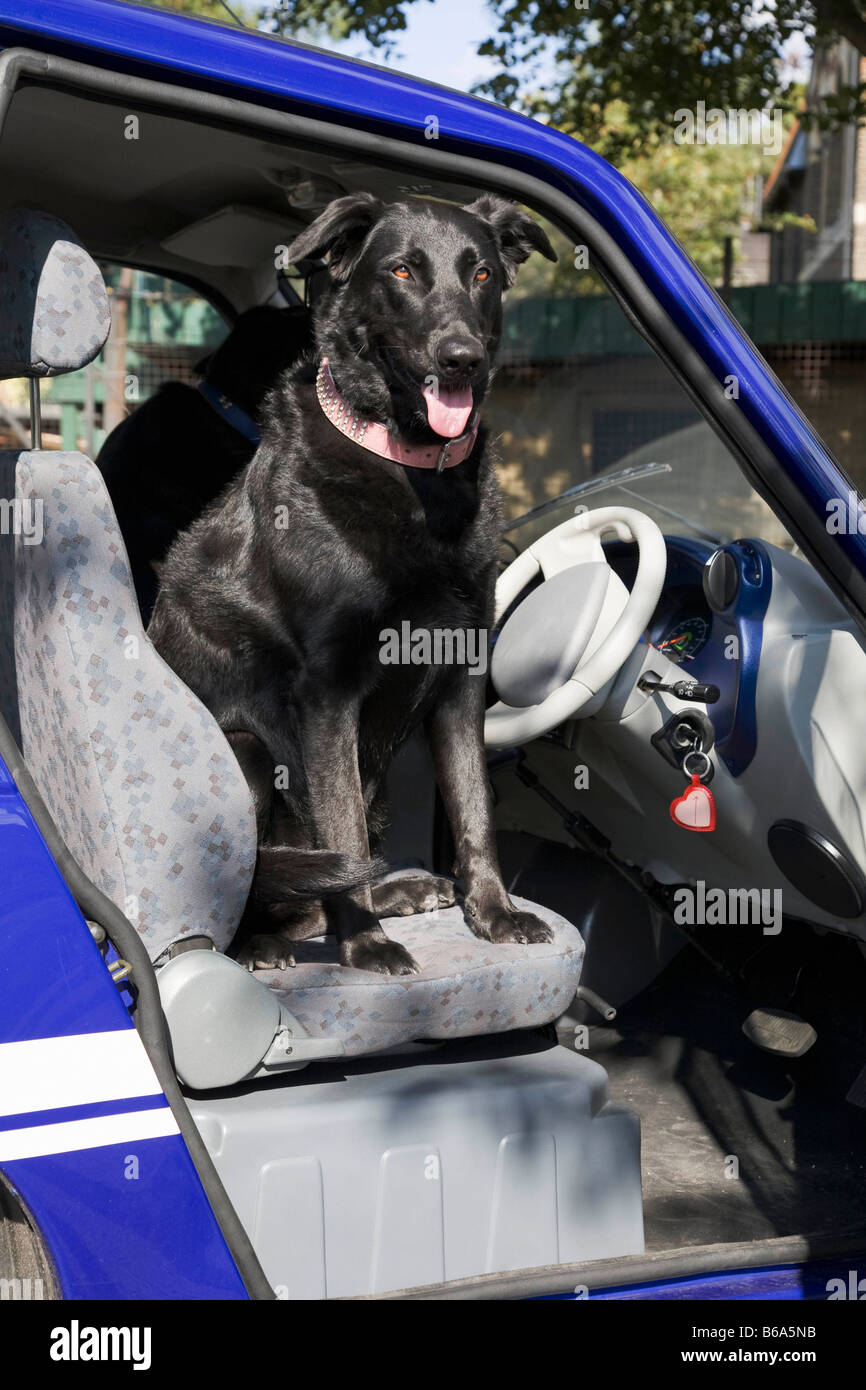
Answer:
[{"left": 561, "top": 933, "right": 866, "bottom": 1252}]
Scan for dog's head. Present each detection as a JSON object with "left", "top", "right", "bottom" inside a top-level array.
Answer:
[{"left": 287, "top": 194, "right": 556, "bottom": 442}]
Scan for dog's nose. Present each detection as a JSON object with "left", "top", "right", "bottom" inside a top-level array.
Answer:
[{"left": 435, "top": 336, "right": 484, "bottom": 378}]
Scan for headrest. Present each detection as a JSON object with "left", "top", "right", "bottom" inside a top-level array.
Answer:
[{"left": 0, "top": 208, "right": 110, "bottom": 379}]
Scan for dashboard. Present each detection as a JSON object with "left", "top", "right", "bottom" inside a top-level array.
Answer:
[
  {"left": 604, "top": 535, "right": 772, "bottom": 777},
  {"left": 494, "top": 523, "right": 866, "bottom": 940},
  {"left": 652, "top": 611, "right": 711, "bottom": 664},
  {"left": 582, "top": 531, "right": 866, "bottom": 939}
]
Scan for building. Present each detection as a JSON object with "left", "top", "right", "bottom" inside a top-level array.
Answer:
[{"left": 764, "top": 39, "right": 866, "bottom": 282}]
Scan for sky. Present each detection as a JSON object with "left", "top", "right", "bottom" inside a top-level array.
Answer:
[{"left": 293, "top": 0, "right": 503, "bottom": 94}]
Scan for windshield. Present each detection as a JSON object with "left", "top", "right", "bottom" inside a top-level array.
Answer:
[
  {"left": 500, "top": 421, "right": 794, "bottom": 552},
  {"left": 484, "top": 225, "right": 795, "bottom": 556}
]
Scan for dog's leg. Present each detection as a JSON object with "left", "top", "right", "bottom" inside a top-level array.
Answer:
[
  {"left": 304, "top": 703, "right": 419, "bottom": 975},
  {"left": 426, "top": 672, "right": 553, "bottom": 945},
  {"left": 362, "top": 741, "right": 456, "bottom": 917},
  {"left": 226, "top": 729, "right": 302, "bottom": 970},
  {"left": 225, "top": 730, "right": 278, "bottom": 835}
]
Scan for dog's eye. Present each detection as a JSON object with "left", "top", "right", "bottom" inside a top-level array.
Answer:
[
  {"left": 392, "top": 264, "right": 411, "bottom": 279},
  {"left": 474, "top": 267, "right": 491, "bottom": 283}
]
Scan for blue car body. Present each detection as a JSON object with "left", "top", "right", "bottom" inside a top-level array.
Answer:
[{"left": 0, "top": 0, "right": 863, "bottom": 1301}]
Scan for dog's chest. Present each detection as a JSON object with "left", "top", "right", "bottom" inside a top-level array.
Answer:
[
  {"left": 356, "top": 547, "right": 491, "bottom": 708},
  {"left": 379, "top": 527, "right": 491, "bottom": 632}
]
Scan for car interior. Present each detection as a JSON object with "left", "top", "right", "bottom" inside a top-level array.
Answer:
[{"left": 1, "top": 65, "right": 866, "bottom": 1299}]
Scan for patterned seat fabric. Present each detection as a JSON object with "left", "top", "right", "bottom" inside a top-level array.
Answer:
[
  {"left": 257, "top": 893, "right": 584, "bottom": 1057},
  {"left": 0, "top": 208, "right": 110, "bottom": 377},
  {"left": 8, "top": 450, "right": 258, "bottom": 960}
]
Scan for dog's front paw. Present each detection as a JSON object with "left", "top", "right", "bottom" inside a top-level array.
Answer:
[
  {"left": 465, "top": 900, "right": 554, "bottom": 945},
  {"left": 372, "top": 874, "right": 457, "bottom": 918},
  {"left": 341, "top": 934, "right": 420, "bottom": 976},
  {"left": 235, "top": 933, "right": 296, "bottom": 971}
]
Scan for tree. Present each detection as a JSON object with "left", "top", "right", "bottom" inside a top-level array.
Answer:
[
  {"left": 509, "top": 107, "right": 786, "bottom": 292},
  {"left": 256, "top": 0, "right": 866, "bottom": 154},
  {"left": 474, "top": 0, "right": 812, "bottom": 159},
  {"left": 127, "top": 0, "right": 252, "bottom": 24},
  {"left": 259, "top": 0, "right": 412, "bottom": 52}
]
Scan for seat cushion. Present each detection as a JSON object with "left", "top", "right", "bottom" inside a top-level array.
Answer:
[{"left": 256, "top": 894, "right": 584, "bottom": 1057}]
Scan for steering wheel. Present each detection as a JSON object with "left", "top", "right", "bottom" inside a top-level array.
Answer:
[{"left": 484, "top": 506, "right": 667, "bottom": 748}]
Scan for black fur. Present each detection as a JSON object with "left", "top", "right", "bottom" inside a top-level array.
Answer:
[
  {"left": 97, "top": 304, "right": 313, "bottom": 623},
  {"left": 149, "top": 195, "right": 557, "bottom": 974}
]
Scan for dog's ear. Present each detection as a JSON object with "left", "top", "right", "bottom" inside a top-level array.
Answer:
[
  {"left": 286, "top": 192, "right": 383, "bottom": 284},
  {"left": 464, "top": 196, "right": 557, "bottom": 286}
]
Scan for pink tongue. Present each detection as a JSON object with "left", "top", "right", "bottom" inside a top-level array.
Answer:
[{"left": 422, "top": 383, "right": 473, "bottom": 438}]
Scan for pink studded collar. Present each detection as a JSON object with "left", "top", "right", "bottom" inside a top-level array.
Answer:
[{"left": 315, "top": 358, "right": 479, "bottom": 472}]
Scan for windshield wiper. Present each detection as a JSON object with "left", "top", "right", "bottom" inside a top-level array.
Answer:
[
  {"left": 614, "top": 486, "right": 726, "bottom": 546},
  {"left": 501, "top": 460, "right": 672, "bottom": 535},
  {"left": 501, "top": 459, "right": 726, "bottom": 546}
]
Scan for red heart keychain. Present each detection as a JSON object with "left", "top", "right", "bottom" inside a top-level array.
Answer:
[{"left": 670, "top": 774, "right": 716, "bottom": 832}]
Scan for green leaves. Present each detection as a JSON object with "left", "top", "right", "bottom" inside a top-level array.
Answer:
[
  {"left": 260, "top": 0, "right": 418, "bottom": 52},
  {"left": 471, "top": 0, "right": 811, "bottom": 157}
]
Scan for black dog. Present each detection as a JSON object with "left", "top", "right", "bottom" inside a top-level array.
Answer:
[
  {"left": 149, "top": 193, "right": 556, "bottom": 974},
  {"left": 98, "top": 304, "right": 313, "bottom": 623}
]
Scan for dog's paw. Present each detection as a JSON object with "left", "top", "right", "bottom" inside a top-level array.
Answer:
[
  {"left": 372, "top": 874, "right": 457, "bottom": 918},
  {"left": 465, "top": 901, "right": 554, "bottom": 945},
  {"left": 341, "top": 935, "right": 420, "bottom": 976},
  {"left": 235, "top": 933, "right": 296, "bottom": 971}
]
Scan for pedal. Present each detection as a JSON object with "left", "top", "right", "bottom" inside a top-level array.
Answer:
[
  {"left": 742, "top": 1007, "right": 817, "bottom": 1058},
  {"left": 845, "top": 1064, "right": 866, "bottom": 1109}
]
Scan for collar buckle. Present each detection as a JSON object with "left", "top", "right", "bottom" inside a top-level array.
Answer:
[{"left": 436, "top": 420, "right": 476, "bottom": 472}]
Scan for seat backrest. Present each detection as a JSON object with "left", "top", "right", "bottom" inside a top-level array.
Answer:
[
  {"left": 0, "top": 204, "right": 115, "bottom": 745},
  {"left": 0, "top": 208, "right": 257, "bottom": 961}
]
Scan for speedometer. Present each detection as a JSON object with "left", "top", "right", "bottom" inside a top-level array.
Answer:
[{"left": 654, "top": 615, "right": 710, "bottom": 662}]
